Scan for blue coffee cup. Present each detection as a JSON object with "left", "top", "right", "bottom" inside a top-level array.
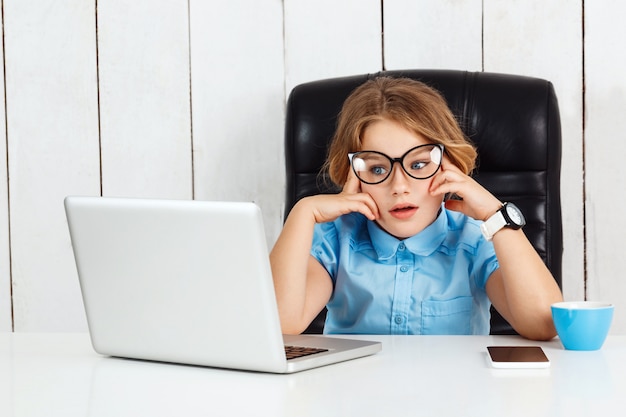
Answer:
[{"left": 551, "top": 301, "right": 614, "bottom": 351}]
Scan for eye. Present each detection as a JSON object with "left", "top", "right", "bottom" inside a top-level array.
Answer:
[
  {"left": 370, "top": 165, "right": 388, "bottom": 176},
  {"left": 409, "top": 160, "right": 428, "bottom": 171}
]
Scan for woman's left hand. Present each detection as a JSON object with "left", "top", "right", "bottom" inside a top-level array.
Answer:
[{"left": 429, "top": 156, "right": 502, "bottom": 221}]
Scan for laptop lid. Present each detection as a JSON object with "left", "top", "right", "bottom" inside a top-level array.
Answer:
[{"left": 64, "top": 196, "right": 380, "bottom": 373}]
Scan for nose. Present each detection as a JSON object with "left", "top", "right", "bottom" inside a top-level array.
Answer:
[{"left": 389, "top": 162, "right": 411, "bottom": 195}]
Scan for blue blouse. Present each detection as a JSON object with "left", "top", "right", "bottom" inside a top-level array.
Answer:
[{"left": 310, "top": 206, "right": 499, "bottom": 335}]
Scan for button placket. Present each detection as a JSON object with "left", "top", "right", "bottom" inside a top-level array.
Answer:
[{"left": 390, "top": 243, "right": 414, "bottom": 334}]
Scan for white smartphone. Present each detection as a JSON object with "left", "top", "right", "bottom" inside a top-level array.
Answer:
[{"left": 486, "top": 346, "right": 550, "bottom": 369}]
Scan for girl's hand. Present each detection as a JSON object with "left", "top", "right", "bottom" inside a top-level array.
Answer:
[
  {"left": 301, "top": 168, "right": 380, "bottom": 224},
  {"left": 429, "top": 156, "right": 502, "bottom": 221}
]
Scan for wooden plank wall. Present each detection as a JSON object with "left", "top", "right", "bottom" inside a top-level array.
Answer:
[
  {"left": 484, "top": 0, "right": 585, "bottom": 304},
  {"left": 1, "top": 0, "right": 621, "bottom": 333},
  {"left": 3, "top": 0, "right": 100, "bottom": 331},
  {"left": 584, "top": 0, "right": 626, "bottom": 307},
  {"left": 98, "top": 0, "right": 193, "bottom": 199},
  {"left": 189, "top": 0, "right": 284, "bottom": 227},
  {"left": 0, "top": 0, "right": 8, "bottom": 331}
]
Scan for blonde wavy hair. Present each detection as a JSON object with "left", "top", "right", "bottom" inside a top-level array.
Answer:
[{"left": 324, "top": 77, "right": 477, "bottom": 186}]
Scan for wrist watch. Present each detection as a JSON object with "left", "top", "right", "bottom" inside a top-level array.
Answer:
[{"left": 480, "top": 202, "right": 526, "bottom": 241}]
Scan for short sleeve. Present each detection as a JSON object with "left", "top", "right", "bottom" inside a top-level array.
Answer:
[
  {"left": 472, "top": 237, "right": 499, "bottom": 289},
  {"left": 311, "top": 222, "right": 340, "bottom": 282}
]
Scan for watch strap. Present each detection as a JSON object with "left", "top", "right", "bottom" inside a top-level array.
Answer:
[{"left": 480, "top": 207, "right": 507, "bottom": 241}]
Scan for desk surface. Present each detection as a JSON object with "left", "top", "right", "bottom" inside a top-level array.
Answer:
[{"left": 2, "top": 333, "right": 626, "bottom": 416}]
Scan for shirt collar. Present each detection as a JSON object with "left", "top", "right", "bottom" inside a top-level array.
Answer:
[{"left": 367, "top": 205, "right": 448, "bottom": 260}]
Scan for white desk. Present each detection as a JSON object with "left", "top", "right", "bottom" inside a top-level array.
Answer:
[{"left": 1, "top": 333, "right": 625, "bottom": 416}]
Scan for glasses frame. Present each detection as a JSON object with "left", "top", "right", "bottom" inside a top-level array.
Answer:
[{"left": 348, "top": 143, "right": 445, "bottom": 185}]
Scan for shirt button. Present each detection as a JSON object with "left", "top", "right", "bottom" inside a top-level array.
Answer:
[
  {"left": 400, "top": 266, "right": 408, "bottom": 272},
  {"left": 394, "top": 316, "right": 404, "bottom": 324},
  {"left": 398, "top": 243, "right": 406, "bottom": 251}
]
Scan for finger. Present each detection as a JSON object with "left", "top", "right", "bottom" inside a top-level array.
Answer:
[
  {"left": 342, "top": 167, "right": 362, "bottom": 195},
  {"left": 430, "top": 170, "right": 462, "bottom": 198},
  {"left": 439, "top": 154, "right": 451, "bottom": 171},
  {"left": 430, "top": 167, "right": 449, "bottom": 191},
  {"left": 350, "top": 190, "right": 380, "bottom": 220},
  {"left": 332, "top": 195, "right": 379, "bottom": 221},
  {"left": 430, "top": 180, "right": 450, "bottom": 198},
  {"left": 440, "top": 155, "right": 462, "bottom": 174},
  {"left": 354, "top": 200, "right": 379, "bottom": 221},
  {"left": 361, "top": 195, "right": 380, "bottom": 219}
]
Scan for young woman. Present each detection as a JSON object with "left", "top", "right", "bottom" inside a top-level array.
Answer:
[{"left": 270, "top": 77, "right": 562, "bottom": 340}]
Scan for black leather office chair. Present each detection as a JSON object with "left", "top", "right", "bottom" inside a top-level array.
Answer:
[{"left": 283, "top": 69, "right": 562, "bottom": 335}]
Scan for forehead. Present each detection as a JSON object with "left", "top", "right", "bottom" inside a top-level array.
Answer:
[{"left": 361, "top": 118, "right": 429, "bottom": 155}]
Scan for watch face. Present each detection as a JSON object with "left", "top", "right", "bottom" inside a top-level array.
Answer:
[{"left": 506, "top": 205, "right": 523, "bottom": 225}]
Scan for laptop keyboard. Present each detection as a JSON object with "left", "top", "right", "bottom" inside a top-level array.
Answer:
[{"left": 284, "top": 345, "right": 329, "bottom": 360}]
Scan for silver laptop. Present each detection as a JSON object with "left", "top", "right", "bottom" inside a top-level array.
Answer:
[{"left": 64, "top": 196, "right": 381, "bottom": 373}]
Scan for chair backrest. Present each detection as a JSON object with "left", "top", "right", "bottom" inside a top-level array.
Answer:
[{"left": 284, "top": 69, "right": 562, "bottom": 335}]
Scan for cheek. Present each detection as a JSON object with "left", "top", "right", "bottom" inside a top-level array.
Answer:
[
  {"left": 361, "top": 184, "right": 384, "bottom": 202},
  {"left": 423, "top": 179, "right": 443, "bottom": 201}
]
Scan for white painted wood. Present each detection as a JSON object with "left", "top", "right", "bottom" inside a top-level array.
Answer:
[
  {"left": 483, "top": 0, "right": 585, "bottom": 306},
  {"left": 284, "top": 0, "right": 382, "bottom": 94},
  {"left": 383, "top": 0, "right": 483, "bottom": 71},
  {"left": 4, "top": 0, "right": 100, "bottom": 331},
  {"left": 0, "top": 21, "right": 10, "bottom": 332},
  {"left": 584, "top": 0, "right": 626, "bottom": 334},
  {"left": 97, "top": 0, "right": 192, "bottom": 199},
  {"left": 189, "top": 0, "right": 285, "bottom": 247},
  {"left": 280, "top": 0, "right": 382, "bottom": 244}
]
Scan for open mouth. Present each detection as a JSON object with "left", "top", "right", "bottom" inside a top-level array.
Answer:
[
  {"left": 392, "top": 206, "right": 414, "bottom": 212},
  {"left": 389, "top": 204, "right": 418, "bottom": 219}
]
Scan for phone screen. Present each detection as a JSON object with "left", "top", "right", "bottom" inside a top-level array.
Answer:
[{"left": 487, "top": 346, "right": 550, "bottom": 369}]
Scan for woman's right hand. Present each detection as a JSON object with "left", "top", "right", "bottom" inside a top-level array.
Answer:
[{"left": 303, "top": 169, "right": 380, "bottom": 224}]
